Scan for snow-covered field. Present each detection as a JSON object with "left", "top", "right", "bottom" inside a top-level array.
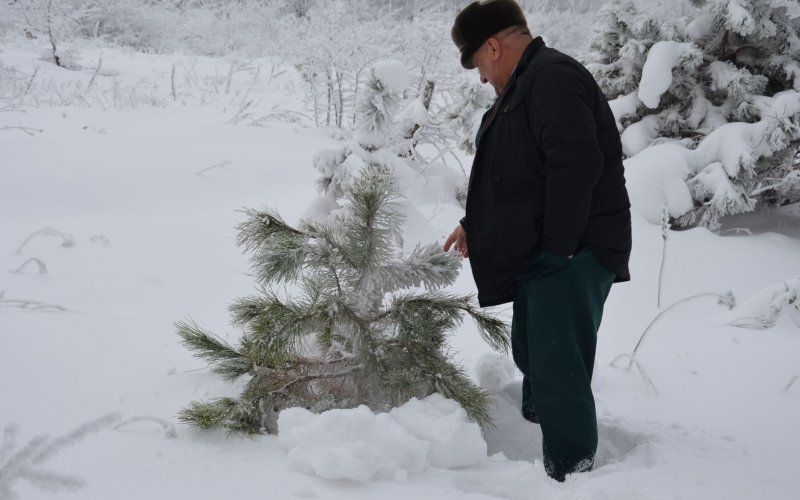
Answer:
[{"left": 2, "top": 40, "right": 800, "bottom": 500}]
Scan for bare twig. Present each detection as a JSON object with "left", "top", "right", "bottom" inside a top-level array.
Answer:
[
  {"left": 0, "top": 126, "right": 43, "bottom": 136},
  {"left": 45, "top": 0, "right": 62, "bottom": 68},
  {"left": 227, "top": 86, "right": 257, "bottom": 125},
  {"left": 630, "top": 291, "right": 737, "bottom": 365},
  {"left": 0, "top": 296, "right": 66, "bottom": 312},
  {"left": 113, "top": 417, "right": 177, "bottom": 439},
  {"left": 195, "top": 160, "right": 232, "bottom": 176},
  {"left": 269, "top": 364, "right": 363, "bottom": 396},
  {"left": 85, "top": 56, "right": 102, "bottom": 92},
  {"left": 610, "top": 354, "right": 659, "bottom": 396},
  {"left": 250, "top": 106, "right": 311, "bottom": 126},
  {"left": 225, "top": 62, "right": 235, "bottom": 95},
  {"left": 0, "top": 414, "right": 120, "bottom": 498},
  {"left": 170, "top": 63, "right": 177, "bottom": 102},
  {"left": 16, "top": 227, "right": 74, "bottom": 254},
  {"left": 784, "top": 375, "right": 799, "bottom": 393},
  {"left": 12, "top": 258, "right": 48, "bottom": 275},
  {"left": 658, "top": 206, "right": 670, "bottom": 308},
  {"left": 24, "top": 67, "right": 40, "bottom": 96}
]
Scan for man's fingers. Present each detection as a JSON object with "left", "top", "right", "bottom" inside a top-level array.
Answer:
[
  {"left": 443, "top": 232, "right": 456, "bottom": 252},
  {"left": 444, "top": 226, "right": 469, "bottom": 258}
]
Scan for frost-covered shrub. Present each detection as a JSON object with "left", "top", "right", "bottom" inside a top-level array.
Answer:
[
  {"left": 4, "top": 0, "right": 283, "bottom": 56},
  {"left": 592, "top": 0, "right": 800, "bottom": 229},
  {"left": 83, "top": 2, "right": 182, "bottom": 54},
  {"left": 442, "top": 81, "right": 492, "bottom": 155}
]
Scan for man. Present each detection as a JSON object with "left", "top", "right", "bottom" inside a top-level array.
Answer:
[{"left": 443, "top": 0, "right": 632, "bottom": 482}]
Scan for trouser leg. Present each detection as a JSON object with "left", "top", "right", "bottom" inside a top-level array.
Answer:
[
  {"left": 512, "top": 302, "right": 538, "bottom": 423},
  {"left": 512, "top": 250, "right": 615, "bottom": 481}
]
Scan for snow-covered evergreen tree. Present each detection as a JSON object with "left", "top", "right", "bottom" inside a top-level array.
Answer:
[
  {"left": 591, "top": 0, "right": 800, "bottom": 229},
  {"left": 588, "top": 0, "right": 682, "bottom": 101},
  {"left": 176, "top": 59, "right": 510, "bottom": 435},
  {"left": 311, "top": 60, "right": 465, "bottom": 240}
]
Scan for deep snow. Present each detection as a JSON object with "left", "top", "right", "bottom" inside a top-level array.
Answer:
[{"left": 1, "top": 41, "right": 800, "bottom": 500}]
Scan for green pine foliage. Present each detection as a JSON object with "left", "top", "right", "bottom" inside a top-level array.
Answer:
[{"left": 177, "top": 173, "right": 509, "bottom": 434}]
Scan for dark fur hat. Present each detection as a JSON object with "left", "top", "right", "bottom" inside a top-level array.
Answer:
[{"left": 451, "top": 0, "right": 528, "bottom": 69}]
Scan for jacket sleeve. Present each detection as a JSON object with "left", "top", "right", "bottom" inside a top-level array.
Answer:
[{"left": 527, "top": 62, "right": 604, "bottom": 258}]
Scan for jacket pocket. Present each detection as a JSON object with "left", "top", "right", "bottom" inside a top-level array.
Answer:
[
  {"left": 495, "top": 93, "right": 527, "bottom": 145},
  {"left": 490, "top": 199, "right": 541, "bottom": 273}
]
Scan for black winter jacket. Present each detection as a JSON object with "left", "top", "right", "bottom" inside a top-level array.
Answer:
[{"left": 463, "top": 37, "right": 632, "bottom": 307}]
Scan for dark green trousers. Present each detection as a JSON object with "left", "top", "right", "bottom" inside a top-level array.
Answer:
[{"left": 511, "top": 249, "right": 615, "bottom": 481}]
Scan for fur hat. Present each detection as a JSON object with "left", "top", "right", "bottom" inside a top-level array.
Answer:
[{"left": 451, "top": 0, "right": 528, "bottom": 69}]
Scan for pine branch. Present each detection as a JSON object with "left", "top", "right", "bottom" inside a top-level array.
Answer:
[
  {"left": 178, "top": 398, "right": 262, "bottom": 435},
  {"left": 235, "top": 207, "right": 305, "bottom": 252},
  {"left": 228, "top": 295, "right": 269, "bottom": 326},
  {"left": 431, "top": 364, "right": 494, "bottom": 428},
  {"left": 249, "top": 232, "right": 309, "bottom": 285},
  {"left": 386, "top": 292, "right": 466, "bottom": 343},
  {"left": 234, "top": 291, "right": 362, "bottom": 369},
  {"left": 302, "top": 228, "right": 358, "bottom": 292},
  {"left": 385, "top": 291, "right": 510, "bottom": 353},
  {"left": 380, "top": 242, "right": 461, "bottom": 292},
  {"left": 239, "top": 292, "right": 320, "bottom": 339},
  {"left": 175, "top": 320, "right": 249, "bottom": 381},
  {"left": 463, "top": 303, "right": 511, "bottom": 353},
  {"left": 345, "top": 173, "right": 403, "bottom": 274}
]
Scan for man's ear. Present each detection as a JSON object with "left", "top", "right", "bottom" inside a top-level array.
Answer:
[{"left": 486, "top": 37, "right": 502, "bottom": 62}]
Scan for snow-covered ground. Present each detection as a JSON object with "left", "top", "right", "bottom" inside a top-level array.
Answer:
[{"left": 2, "top": 41, "right": 800, "bottom": 500}]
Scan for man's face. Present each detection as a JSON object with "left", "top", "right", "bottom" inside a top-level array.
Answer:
[{"left": 472, "top": 39, "right": 501, "bottom": 96}]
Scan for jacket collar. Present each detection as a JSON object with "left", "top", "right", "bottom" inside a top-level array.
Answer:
[
  {"left": 473, "top": 37, "right": 546, "bottom": 151},
  {"left": 505, "top": 36, "right": 545, "bottom": 92}
]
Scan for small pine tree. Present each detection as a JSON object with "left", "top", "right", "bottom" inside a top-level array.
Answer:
[
  {"left": 176, "top": 59, "right": 510, "bottom": 435},
  {"left": 177, "top": 174, "right": 509, "bottom": 434},
  {"left": 590, "top": 0, "right": 800, "bottom": 229}
]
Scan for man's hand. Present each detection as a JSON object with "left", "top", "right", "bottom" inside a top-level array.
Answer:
[{"left": 443, "top": 225, "right": 469, "bottom": 258}]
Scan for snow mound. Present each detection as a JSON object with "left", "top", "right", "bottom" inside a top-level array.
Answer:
[
  {"left": 372, "top": 59, "right": 409, "bottom": 93},
  {"left": 624, "top": 143, "right": 694, "bottom": 223},
  {"left": 277, "top": 394, "right": 487, "bottom": 482},
  {"left": 608, "top": 91, "right": 641, "bottom": 132},
  {"left": 475, "top": 352, "right": 517, "bottom": 392},
  {"left": 725, "top": 278, "right": 800, "bottom": 330},
  {"left": 389, "top": 394, "right": 487, "bottom": 469}
]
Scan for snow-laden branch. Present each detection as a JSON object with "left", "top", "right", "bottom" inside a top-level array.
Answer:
[{"left": 638, "top": 41, "right": 702, "bottom": 109}]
